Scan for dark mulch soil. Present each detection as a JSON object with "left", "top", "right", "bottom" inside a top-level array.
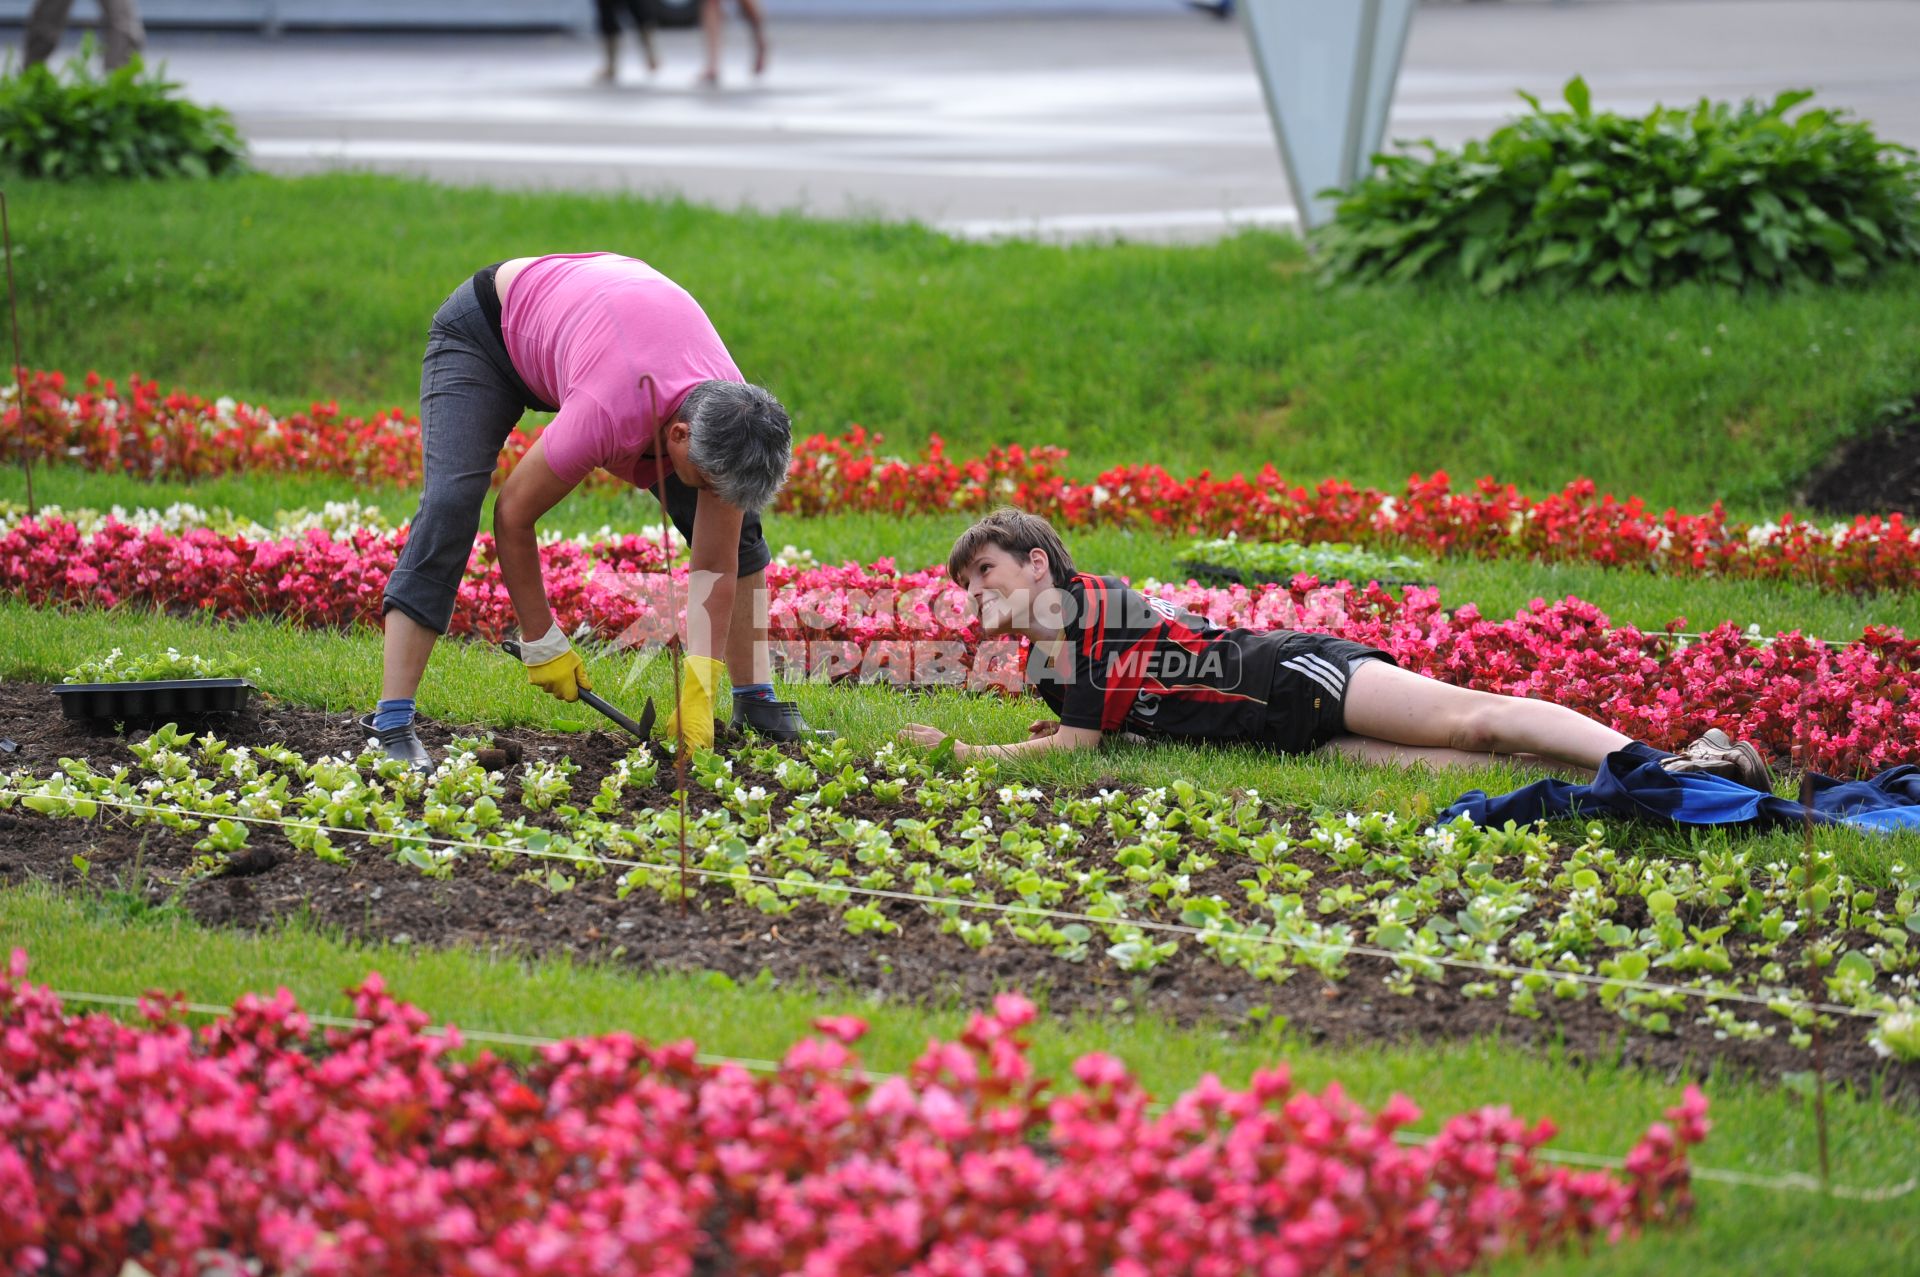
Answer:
[
  {"left": 0, "top": 681, "right": 1907, "bottom": 1097},
  {"left": 1799, "top": 403, "right": 1920, "bottom": 517}
]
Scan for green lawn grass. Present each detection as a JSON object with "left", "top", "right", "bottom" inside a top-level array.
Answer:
[
  {"left": 4, "top": 883, "right": 1916, "bottom": 1276},
  {"left": 9, "top": 173, "right": 1919, "bottom": 510},
  {"left": 9, "top": 171, "right": 1918, "bottom": 1272}
]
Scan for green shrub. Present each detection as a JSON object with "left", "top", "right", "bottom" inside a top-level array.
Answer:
[
  {"left": 0, "top": 42, "right": 246, "bottom": 179},
  {"left": 1317, "top": 77, "right": 1920, "bottom": 293}
]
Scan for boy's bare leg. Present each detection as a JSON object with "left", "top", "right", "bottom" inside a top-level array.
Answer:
[
  {"left": 1340, "top": 660, "right": 1633, "bottom": 773},
  {"left": 1320, "top": 735, "right": 1594, "bottom": 780}
]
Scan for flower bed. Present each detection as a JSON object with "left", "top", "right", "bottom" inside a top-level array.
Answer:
[
  {"left": 4, "top": 509, "right": 1917, "bottom": 773},
  {"left": 0, "top": 510, "right": 687, "bottom": 634},
  {"left": 0, "top": 951, "right": 1706, "bottom": 1277},
  {"left": 4, "top": 369, "right": 1914, "bottom": 591},
  {"left": 5, "top": 716, "right": 1915, "bottom": 1079},
  {"left": 6, "top": 370, "right": 434, "bottom": 485},
  {"left": 784, "top": 430, "right": 1916, "bottom": 593}
]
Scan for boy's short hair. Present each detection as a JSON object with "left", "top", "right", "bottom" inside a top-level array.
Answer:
[{"left": 947, "top": 507, "right": 1076, "bottom": 588}]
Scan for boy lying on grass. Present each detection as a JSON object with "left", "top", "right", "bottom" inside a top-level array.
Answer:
[{"left": 897, "top": 509, "right": 1772, "bottom": 788}]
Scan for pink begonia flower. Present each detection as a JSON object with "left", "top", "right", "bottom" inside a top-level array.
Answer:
[
  {"left": 990, "top": 992, "right": 1037, "bottom": 1029},
  {"left": 917, "top": 1085, "right": 975, "bottom": 1143},
  {"left": 1072, "top": 1052, "right": 1132, "bottom": 1093},
  {"left": 865, "top": 1075, "right": 919, "bottom": 1122},
  {"left": 1377, "top": 1093, "right": 1423, "bottom": 1129},
  {"left": 812, "top": 1015, "right": 869, "bottom": 1044}
]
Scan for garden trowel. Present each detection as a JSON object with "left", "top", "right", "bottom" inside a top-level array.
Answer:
[{"left": 500, "top": 639, "right": 656, "bottom": 744}]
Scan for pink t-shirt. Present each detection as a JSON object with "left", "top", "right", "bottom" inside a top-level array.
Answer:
[{"left": 500, "top": 253, "right": 743, "bottom": 488}]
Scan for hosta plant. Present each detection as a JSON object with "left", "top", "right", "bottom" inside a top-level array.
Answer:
[
  {"left": 1317, "top": 77, "right": 1920, "bottom": 292},
  {"left": 0, "top": 43, "right": 247, "bottom": 179}
]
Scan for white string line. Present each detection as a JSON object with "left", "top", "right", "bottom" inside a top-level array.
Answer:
[
  {"left": 0, "top": 785, "right": 1888, "bottom": 1023},
  {"left": 39, "top": 987, "right": 1916, "bottom": 1202}
]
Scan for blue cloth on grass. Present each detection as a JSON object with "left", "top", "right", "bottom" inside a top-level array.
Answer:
[{"left": 1441, "top": 742, "right": 1920, "bottom": 835}]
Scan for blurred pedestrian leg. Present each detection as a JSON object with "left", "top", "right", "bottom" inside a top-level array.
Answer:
[
  {"left": 699, "top": 0, "right": 768, "bottom": 86},
  {"left": 24, "top": 0, "right": 146, "bottom": 69},
  {"left": 594, "top": 0, "right": 660, "bottom": 83}
]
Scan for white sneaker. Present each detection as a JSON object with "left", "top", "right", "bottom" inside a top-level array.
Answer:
[{"left": 1660, "top": 728, "right": 1773, "bottom": 792}]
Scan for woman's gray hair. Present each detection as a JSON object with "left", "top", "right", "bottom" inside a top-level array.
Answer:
[{"left": 679, "top": 379, "right": 793, "bottom": 513}]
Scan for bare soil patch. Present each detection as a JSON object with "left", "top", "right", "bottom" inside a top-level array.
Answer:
[{"left": 1799, "top": 403, "right": 1920, "bottom": 517}]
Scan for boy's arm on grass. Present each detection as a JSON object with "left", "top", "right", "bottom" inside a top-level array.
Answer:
[
  {"left": 898, "top": 721, "right": 1101, "bottom": 760},
  {"left": 962, "top": 725, "right": 1101, "bottom": 760}
]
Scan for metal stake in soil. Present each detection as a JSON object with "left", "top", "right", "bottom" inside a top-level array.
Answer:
[
  {"left": 672, "top": 640, "right": 689, "bottom": 914},
  {"left": 1799, "top": 769, "right": 1832, "bottom": 1188},
  {"left": 635, "top": 373, "right": 692, "bottom": 912},
  {"left": 1793, "top": 678, "right": 1831, "bottom": 1188},
  {"left": 1, "top": 191, "right": 33, "bottom": 517}
]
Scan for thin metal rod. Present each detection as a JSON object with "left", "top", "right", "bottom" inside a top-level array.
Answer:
[
  {"left": 1795, "top": 680, "right": 1830, "bottom": 1189},
  {"left": 650, "top": 377, "right": 689, "bottom": 913},
  {"left": 674, "top": 641, "right": 688, "bottom": 913},
  {"left": 1799, "top": 770, "right": 1831, "bottom": 1188},
  {"left": 1, "top": 191, "right": 33, "bottom": 516}
]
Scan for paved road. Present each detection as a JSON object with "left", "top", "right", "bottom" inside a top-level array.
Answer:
[{"left": 24, "top": 1, "right": 1920, "bottom": 241}]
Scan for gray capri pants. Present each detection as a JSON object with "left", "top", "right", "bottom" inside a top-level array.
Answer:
[{"left": 382, "top": 268, "right": 774, "bottom": 634}]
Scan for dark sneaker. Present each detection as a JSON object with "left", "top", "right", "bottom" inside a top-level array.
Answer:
[
  {"left": 1660, "top": 728, "right": 1773, "bottom": 792},
  {"left": 730, "top": 696, "right": 837, "bottom": 743},
  {"left": 356, "top": 713, "right": 433, "bottom": 773}
]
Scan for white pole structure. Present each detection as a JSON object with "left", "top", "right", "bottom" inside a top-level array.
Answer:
[{"left": 1241, "top": 0, "right": 1416, "bottom": 232}]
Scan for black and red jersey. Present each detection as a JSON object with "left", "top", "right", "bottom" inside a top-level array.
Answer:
[{"left": 1027, "top": 574, "right": 1280, "bottom": 742}]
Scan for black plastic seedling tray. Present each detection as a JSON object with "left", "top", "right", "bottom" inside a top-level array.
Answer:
[{"left": 51, "top": 678, "right": 255, "bottom": 722}]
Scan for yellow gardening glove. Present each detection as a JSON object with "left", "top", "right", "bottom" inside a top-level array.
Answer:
[
  {"left": 521, "top": 629, "right": 592, "bottom": 703},
  {"left": 662, "top": 654, "right": 725, "bottom": 751}
]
